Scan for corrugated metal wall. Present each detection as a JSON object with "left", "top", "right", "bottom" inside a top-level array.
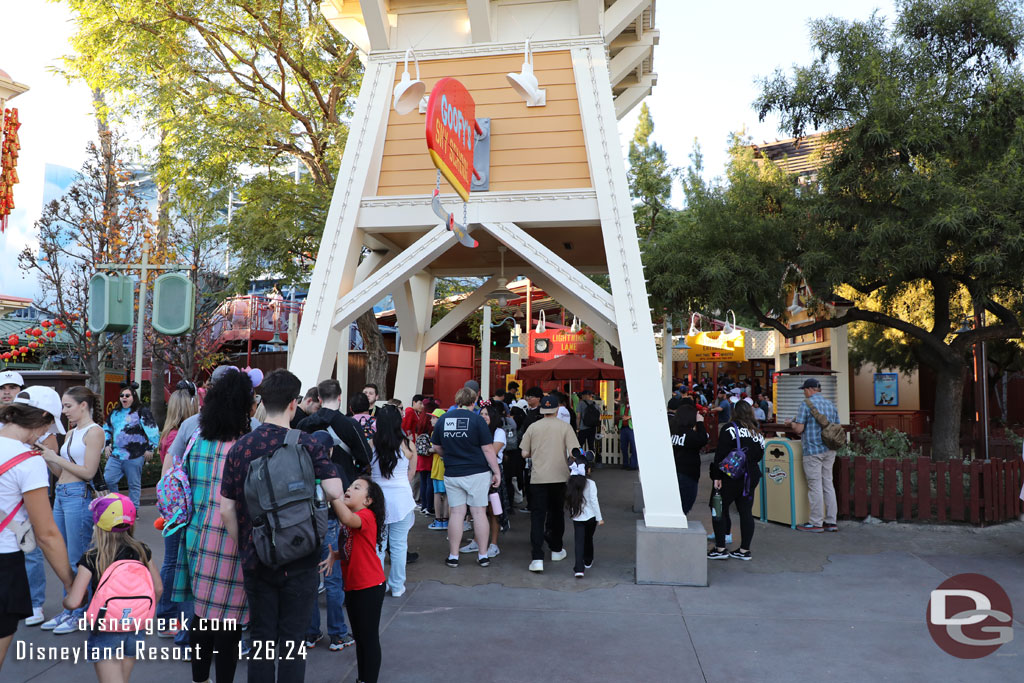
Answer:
[{"left": 776, "top": 374, "right": 838, "bottom": 423}]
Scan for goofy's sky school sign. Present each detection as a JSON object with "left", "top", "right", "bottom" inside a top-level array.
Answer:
[{"left": 425, "top": 77, "right": 480, "bottom": 202}]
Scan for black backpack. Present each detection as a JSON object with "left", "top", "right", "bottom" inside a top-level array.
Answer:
[
  {"left": 581, "top": 400, "right": 601, "bottom": 429},
  {"left": 244, "top": 430, "right": 328, "bottom": 569}
]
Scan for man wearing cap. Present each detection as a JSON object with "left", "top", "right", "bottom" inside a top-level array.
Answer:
[
  {"left": 786, "top": 379, "right": 841, "bottom": 533},
  {"left": 520, "top": 395, "right": 580, "bottom": 572},
  {"left": 448, "top": 379, "right": 481, "bottom": 413},
  {"left": 0, "top": 370, "right": 24, "bottom": 406}
]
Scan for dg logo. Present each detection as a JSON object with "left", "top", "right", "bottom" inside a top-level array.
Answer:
[{"left": 927, "top": 573, "right": 1013, "bottom": 658}]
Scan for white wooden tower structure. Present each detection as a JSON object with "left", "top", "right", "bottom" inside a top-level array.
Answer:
[{"left": 293, "top": 0, "right": 705, "bottom": 582}]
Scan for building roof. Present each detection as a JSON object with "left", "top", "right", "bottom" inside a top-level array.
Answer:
[{"left": 751, "top": 132, "right": 836, "bottom": 177}]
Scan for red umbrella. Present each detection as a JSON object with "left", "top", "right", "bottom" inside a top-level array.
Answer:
[{"left": 516, "top": 354, "right": 625, "bottom": 381}]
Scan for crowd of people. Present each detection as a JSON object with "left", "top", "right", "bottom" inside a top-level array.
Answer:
[{"left": 0, "top": 363, "right": 841, "bottom": 682}]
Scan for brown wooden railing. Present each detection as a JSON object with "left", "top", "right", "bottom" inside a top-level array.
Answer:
[{"left": 834, "top": 455, "right": 1023, "bottom": 525}]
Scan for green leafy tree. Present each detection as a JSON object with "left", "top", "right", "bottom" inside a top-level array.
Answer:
[
  {"left": 627, "top": 103, "right": 675, "bottom": 238},
  {"left": 648, "top": 0, "right": 1024, "bottom": 461},
  {"left": 60, "top": 0, "right": 392, "bottom": 390}
]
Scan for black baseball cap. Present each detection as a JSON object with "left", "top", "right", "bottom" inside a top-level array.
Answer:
[
  {"left": 800, "top": 378, "right": 821, "bottom": 389},
  {"left": 540, "top": 395, "right": 559, "bottom": 414}
]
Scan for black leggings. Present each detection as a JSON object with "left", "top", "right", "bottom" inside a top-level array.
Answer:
[
  {"left": 189, "top": 615, "right": 241, "bottom": 682},
  {"left": 573, "top": 519, "right": 597, "bottom": 572},
  {"left": 711, "top": 479, "right": 755, "bottom": 550},
  {"left": 346, "top": 583, "right": 386, "bottom": 683}
]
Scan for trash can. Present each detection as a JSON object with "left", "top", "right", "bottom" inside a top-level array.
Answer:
[{"left": 762, "top": 438, "right": 809, "bottom": 529}]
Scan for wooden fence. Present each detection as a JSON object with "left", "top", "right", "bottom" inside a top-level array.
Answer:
[{"left": 835, "top": 455, "right": 1024, "bottom": 525}]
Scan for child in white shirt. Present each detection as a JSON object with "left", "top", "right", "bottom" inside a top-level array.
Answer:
[{"left": 564, "top": 450, "right": 602, "bottom": 578}]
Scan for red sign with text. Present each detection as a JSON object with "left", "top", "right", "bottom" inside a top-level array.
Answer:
[
  {"left": 529, "top": 328, "right": 595, "bottom": 361},
  {"left": 425, "top": 78, "right": 478, "bottom": 201}
]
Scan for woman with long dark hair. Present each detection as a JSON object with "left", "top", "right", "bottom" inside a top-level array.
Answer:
[
  {"left": 102, "top": 382, "right": 158, "bottom": 508},
  {"left": 669, "top": 402, "right": 709, "bottom": 514},
  {"left": 369, "top": 405, "right": 416, "bottom": 597},
  {"left": 708, "top": 400, "right": 765, "bottom": 561},
  {"left": 171, "top": 370, "right": 253, "bottom": 682},
  {"left": 35, "top": 386, "right": 104, "bottom": 633}
]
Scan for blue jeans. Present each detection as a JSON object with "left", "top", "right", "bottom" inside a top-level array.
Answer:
[
  {"left": 417, "top": 472, "right": 434, "bottom": 513},
  {"left": 24, "top": 547, "right": 46, "bottom": 609},
  {"left": 620, "top": 426, "right": 637, "bottom": 469},
  {"left": 156, "top": 530, "right": 192, "bottom": 646},
  {"left": 376, "top": 509, "right": 414, "bottom": 595},
  {"left": 308, "top": 518, "right": 349, "bottom": 639},
  {"left": 104, "top": 456, "right": 144, "bottom": 508},
  {"left": 53, "top": 482, "right": 93, "bottom": 620}
]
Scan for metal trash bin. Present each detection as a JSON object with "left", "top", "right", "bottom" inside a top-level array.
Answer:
[{"left": 762, "top": 438, "right": 809, "bottom": 528}]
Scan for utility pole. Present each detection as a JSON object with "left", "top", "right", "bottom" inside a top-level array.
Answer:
[{"left": 99, "top": 240, "right": 184, "bottom": 386}]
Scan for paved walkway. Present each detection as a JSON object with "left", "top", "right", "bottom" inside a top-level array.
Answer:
[{"left": 5, "top": 464, "right": 1022, "bottom": 682}]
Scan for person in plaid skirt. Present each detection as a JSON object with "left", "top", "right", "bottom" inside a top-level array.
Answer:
[{"left": 171, "top": 369, "right": 254, "bottom": 682}]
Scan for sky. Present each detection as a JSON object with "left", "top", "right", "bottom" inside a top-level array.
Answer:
[{"left": 0, "top": 0, "right": 899, "bottom": 299}]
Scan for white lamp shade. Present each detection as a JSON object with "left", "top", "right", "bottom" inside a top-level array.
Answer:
[
  {"left": 506, "top": 62, "right": 545, "bottom": 106},
  {"left": 393, "top": 71, "right": 426, "bottom": 115}
]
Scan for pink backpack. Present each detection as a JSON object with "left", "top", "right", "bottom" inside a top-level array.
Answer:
[
  {"left": 156, "top": 432, "right": 198, "bottom": 535},
  {"left": 86, "top": 559, "right": 156, "bottom": 632}
]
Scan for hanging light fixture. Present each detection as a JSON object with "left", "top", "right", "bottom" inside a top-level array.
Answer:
[
  {"left": 393, "top": 49, "right": 426, "bottom": 115},
  {"left": 507, "top": 322, "right": 526, "bottom": 353},
  {"left": 485, "top": 245, "right": 516, "bottom": 307},
  {"left": 687, "top": 312, "right": 702, "bottom": 337},
  {"left": 535, "top": 309, "right": 547, "bottom": 334},
  {"left": 673, "top": 335, "right": 691, "bottom": 350},
  {"left": 506, "top": 39, "right": 546, "bottom": 107},
  {"left": 722, "top": 310, "right": 737, "bottom": 336},
  {"left": 569, "top": 315, "right": 581, "bottom": 334}
]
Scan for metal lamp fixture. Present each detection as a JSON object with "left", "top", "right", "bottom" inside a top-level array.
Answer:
[
  {"left": 507, "top": 323, "right": 526, "bottom": 353},
  {"left": 687, "top": 312, "right": 702, "bottom": 337},
  {"left": 673, "top": 332, "right": 691, "bottom": 350},
  {"left": 569, "top": 315, "right": 581, "bottom": 334},
  {"left": 393, "top": 49, "right": 426, "bottom": 115},
  {"left": 506, "top": 39, "right": 546, "bottom": 107},
  {"left": 486, "top": 245, "right": 516, "bottom": 307},
  {"left": 722, "top": 310, "right": 737, "bottom": 336},
  {"left": 535, "top": 309, "right": 547, "bottom": 334}
]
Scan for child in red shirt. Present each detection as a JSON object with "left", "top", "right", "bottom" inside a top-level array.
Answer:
[{"left": 325, "top": 475, "right": 386, "bottom": 683}]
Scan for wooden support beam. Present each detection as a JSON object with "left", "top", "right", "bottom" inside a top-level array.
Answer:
[
  {"left": 361, "top": 0, "right": 390, "bottom": 51},
  {"left": 466, "top": 0, "right": 492, "bottom": 43},
  {"left": 603, "top": 0, "right": 651, "bottom": 45}
]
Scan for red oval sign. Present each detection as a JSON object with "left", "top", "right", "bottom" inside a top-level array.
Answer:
[{"left": 425, "top": 77, "right": 477, "bottom": 202}]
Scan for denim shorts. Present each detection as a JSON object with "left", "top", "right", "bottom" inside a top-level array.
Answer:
[
  {"left": 432, "top": 479, "right": 446, "bottom": 494},
  {"left": 86, "top": 630, "right": 145, "bottom": 661}
]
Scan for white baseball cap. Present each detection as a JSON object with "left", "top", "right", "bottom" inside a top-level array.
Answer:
[
  {"left": 0, "top": 370, "right": 25, "bottom": 388},
  {"left": 13, "top": 386, "right": 66, "bottom": 435}
]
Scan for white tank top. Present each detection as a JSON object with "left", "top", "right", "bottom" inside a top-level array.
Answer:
[{"left": 60, "top": 422, "right": 102, "bottom": 467}]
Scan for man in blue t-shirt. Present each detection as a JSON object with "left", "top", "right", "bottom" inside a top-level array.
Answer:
[{"left": 432, "top": 386, "right": 501, "bottom": 568}]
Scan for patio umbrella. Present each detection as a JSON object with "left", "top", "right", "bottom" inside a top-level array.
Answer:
[{"left": 515, "top": 354, "right": 625, "bottom": 381}]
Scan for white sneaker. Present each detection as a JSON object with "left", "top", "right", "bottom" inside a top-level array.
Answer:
[
  {"left": 53, "top": 615, "right": 78, "bottom": 635},
  {"left": 487, "top": 543, "right": 500, "bottom": 558},
  {"left": 460, "top": 540, "right": 479, "bottom": 554},
  {"left": 40, "top": 614, "right": 67, "bottom": 631},
  {"left": 528, "top": 560, "right": 544, "bottom": 572},
  {"left": 551, "top": 549, "right": 567, "bottom": 562},
  {"left": 25, "top": 607, "right": 44, "bottom": 626}
]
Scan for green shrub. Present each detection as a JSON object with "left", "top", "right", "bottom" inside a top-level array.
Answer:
[{"left": 838, "top": 426, "right": 918, "bottom": 460}]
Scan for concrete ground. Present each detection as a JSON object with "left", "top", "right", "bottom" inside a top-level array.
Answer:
[{"left": 5, "top": 459, "right": 1022, "bottom": 682}]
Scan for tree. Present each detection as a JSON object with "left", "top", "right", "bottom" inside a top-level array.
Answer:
[
  {"left": 627, "top": 103, "right": 676, "bottom": 238},
  {"left": 648, "top": 0, "right": 1024, "bottom": 461},
  {"left": 19, "top": 134, "right": 154, "bottom": 390},
  {"left": 61, "top": 0, "right": 390, "bottom": 390}
]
